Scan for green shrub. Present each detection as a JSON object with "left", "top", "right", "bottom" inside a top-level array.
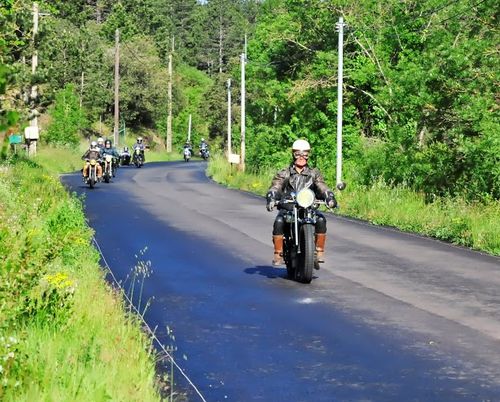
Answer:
[
  {"left": 0, "top": 158, "right": 159, "bottom": 401},
  {"left": 207, "top": 155, "right": 500, "bottom": 256}
]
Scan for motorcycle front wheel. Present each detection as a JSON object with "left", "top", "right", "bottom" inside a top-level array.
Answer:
[
  {"left": 284, "top": 239, "right": 297, "bottom": 280},
  {"left": 297, "top": 224, "right": 315, "bottom": 283}
]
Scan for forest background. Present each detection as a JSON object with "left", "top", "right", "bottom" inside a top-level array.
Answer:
[
  {"left": 2, "top": 1, "right": 497, "bottom": 398},
  {"left": 1, "top": 0, "right": 499, "bottom": 245}
]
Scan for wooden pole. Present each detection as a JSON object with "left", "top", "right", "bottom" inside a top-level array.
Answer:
[
  {"left": 227, "top": 78, "right": 232, "bottom": 157},
  {"left": 167, "top": 52, "right": 173, "bottom": 152},
  {"left": 240, "top": 53, "right": 246, "bottom": 172},
  {"left": 114, "top": 29, "right": 120, "bottom": 146}
]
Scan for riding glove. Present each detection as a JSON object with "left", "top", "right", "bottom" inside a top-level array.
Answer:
[
  {"left": 266, "top": 191, "right": 277, "bottom": 212},
  {"left": 325, "top": 191, "right": 338, "bottom": 209}
]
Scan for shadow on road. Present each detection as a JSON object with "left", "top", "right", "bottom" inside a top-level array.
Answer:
[{"left": 244, "top": 265, "right": 288, "bottom": 279}]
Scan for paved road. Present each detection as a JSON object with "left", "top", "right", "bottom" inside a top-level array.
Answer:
[{"left": 63, "top": 161, "right": 500, "bottom": 401}]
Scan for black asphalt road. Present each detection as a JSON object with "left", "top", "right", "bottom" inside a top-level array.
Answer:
[{"left": 62, "top": 161, "right": 500, "bottom": 402}]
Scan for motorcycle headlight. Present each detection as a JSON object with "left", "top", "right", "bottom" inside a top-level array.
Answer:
[
  {"left": 106, "top": 155, "right": 112, "bottom": 161},
  {"left": 90, "top": 159, "right": 96, "bottom": 166},
  {"left": 296, "top": 188, "right": 315, "bottom": 208}
]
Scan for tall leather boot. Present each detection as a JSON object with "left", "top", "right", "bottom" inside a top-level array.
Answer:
[
  {"left": 272, "top": 235, "right": 284, "bottom": 266},
  {"left": 315, "top": 233, "right": 326, "bottom": 263}
]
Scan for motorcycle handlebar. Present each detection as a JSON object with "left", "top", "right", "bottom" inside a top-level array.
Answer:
[{"left": 276, "top": 198, "right": 337, "bottom": 211}]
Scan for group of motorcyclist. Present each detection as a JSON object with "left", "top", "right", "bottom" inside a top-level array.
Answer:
[
  {"left": 82, "top": 136, "right": 146, "bottom": 181},
  {"left": 83, "top": 134, "right": 336, "bottom": 269},
  {"left": 183, "top": 138, "right": 209, "bottom": 161}
]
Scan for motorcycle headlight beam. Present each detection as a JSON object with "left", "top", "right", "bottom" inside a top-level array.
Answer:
[{"left": 296, "top": 188, "right": 315, "bottom": 208}]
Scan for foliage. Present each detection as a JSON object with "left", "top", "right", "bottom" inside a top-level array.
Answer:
[
  {"left": 45, "top": 84, "right": 87, "bottom": 146},
  {"left": 207, "top": 154, "right": 500, "bottom": 255},
  {"left": 245, "top": 0, "right": 499, "bottom": 202},
  {"left": 0, "top": 158, "right": 160, "bottom": 400}
]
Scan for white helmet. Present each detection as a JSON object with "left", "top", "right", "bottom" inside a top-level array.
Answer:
[
  {"left": 91, "top": 140, "right": 98, "bottom": 147},
  {"left": 97, "top": 137, "right": 104, "bottom": 144},
  {"left": 292, "top": 139, "right": 310, "bottom": 151},
  {"left": 137, "top": 137, "right": 143, "bottom": 143}
]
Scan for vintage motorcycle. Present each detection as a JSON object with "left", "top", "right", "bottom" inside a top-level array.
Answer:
[
  {"left": 133, "top": 148, "right": 144, "bottom": 168},
  {"left": 183, "top": 147, "right": 191, "bottom": 162},
  {"left": 278, "top": 188, "right": 328, "bottom": 284},
  {"left": 200, "top": 147, "right": 210, "bottom": 160},
  {"left": 120, "top": 151, "right": 131, "bottom": 166},
  {"left": 102, "top": 154, "right": 114, "bottom": 183},
  {"left": 84, "top": 158, "right": 99, "bottom": 189}
]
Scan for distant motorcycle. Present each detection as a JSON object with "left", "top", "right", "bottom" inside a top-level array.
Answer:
[
  {"left": 84, "top": 158, "right": 99, "bottom": 189},
  {"left": 200, "top": 147, "right": 210, "bottom": 160},
  {"left": 278, "top": 188, "right": 329, "bottom": 284},
  {"left": 133, "top": 148, "right": 144, "bottom": 168},
  {"left": 183, "top": 147, "right": 191, "bottom": 162},
  {"left": 103, "top": 154, "right": 114, "bottom": 183},
  {"left": 120, "top": 152, "right": 131, "bottom": 166}
]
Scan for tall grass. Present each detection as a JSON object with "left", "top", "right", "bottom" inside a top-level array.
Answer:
[
  {"left": 0, "top": 157, "right": 160, "bottom": 400},
  {"left": 207, "top": 154, "right": 500, "bottom": 255}
]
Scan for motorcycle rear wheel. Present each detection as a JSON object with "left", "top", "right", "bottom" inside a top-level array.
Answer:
[{"left": 297, "top": 224, "right": 315, "bottom": 283}]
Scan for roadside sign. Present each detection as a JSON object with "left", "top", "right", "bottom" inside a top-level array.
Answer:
[
  {"left": 9, "top": 134, "right": 22, "bottom": 144},
  {"left": 228, "top": 153, "right": 240, "bottom": 164}
]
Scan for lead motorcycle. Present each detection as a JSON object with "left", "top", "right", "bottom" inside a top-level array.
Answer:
[
  {"left": 278, "top": 188, "right": 329, "bottom": 284},
  {"left": 183, "top": 147, "right": 191, "bottom": 162}
]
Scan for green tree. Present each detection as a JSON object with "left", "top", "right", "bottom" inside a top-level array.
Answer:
[{"left": 45, "top": 84, "right": 87, "bottom": 146}]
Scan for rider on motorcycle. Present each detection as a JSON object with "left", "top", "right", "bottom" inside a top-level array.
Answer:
[
  {"left": 266, "top": 139, "right": 337, "bottom": 266},
  {"left": 101, "top": 139, "right": 120, "bottom": 159},
  {"left": 101, "top": 139, "right": 120, "bottom": 172},
  {"left": 199, "top": 138, "right": 209, "bottom": 156},
  {"left": 82, "top": 141, "right": 103, "bottom": 179},
  {"left": 96, "top": 137, "right": 105, "bottom": 151},
  {"left": 120, "top": 146, "right": 131, "bottom": 164},
  {"left": 133, "top": 137, "right": 146, "bottom": 162}
]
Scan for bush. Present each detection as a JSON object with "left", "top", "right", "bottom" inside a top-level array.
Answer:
[{"left": 45, "top": 84, "right": 87, "bottom": 147}]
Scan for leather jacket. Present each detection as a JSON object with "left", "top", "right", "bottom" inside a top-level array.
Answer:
[
  {"left": 268, "top": 164, "right": 332, "bottom": 200},
  {"left": 82, "top": 148, "right": 101, "bottom": 161}
]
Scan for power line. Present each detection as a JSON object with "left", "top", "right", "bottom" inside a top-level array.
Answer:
[
  {"left": 123, "top": 41, "right": 149, "bottom": 65},
  {"left": 92, "top": 237, "right": 208, "bottom": 402},
  {"left": 438, "top": 0, "right": 489, "bottom": 25},
  {"left": 348, "top": 0, "right": 491, "bottom": 40}
]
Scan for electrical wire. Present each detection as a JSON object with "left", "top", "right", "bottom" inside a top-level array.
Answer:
[{"left": 92, "top": 236, "right": 208, "bottom": 402}]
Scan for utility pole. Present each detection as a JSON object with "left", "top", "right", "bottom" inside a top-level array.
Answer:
[
  {"left": 244, "top": 34, "right": 248, "bottom": 59},
  {"left": 80, "top": 71, "right": 85, "bottom": 108},
  {"left": 166, "top": 37, "right": 173, "bottom": 152},
  {"left": 187, "top": 114, "right": 192, "bottom": 142},
  {"left": 227, "top": 78, "right": 232, "bottom": 157},
  {"left": 27, "top": 2, "right": 39, "bottom": 156},
  {"left": 240, "top": 53, "right": 246, "bottom": 172},
  {"left": 114, "top": 29, "right": 120, "bottom": 146},
  {"left": 335, "top": 17, "right": 346, "bottom": 191}
]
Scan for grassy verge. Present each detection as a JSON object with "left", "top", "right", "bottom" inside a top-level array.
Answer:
[
  {"left": 0, "top": 156, "right": 160, "bottom": 400},
  {"left": 33, "top": 145, "right": 84, "bottom": 175},
  {"left": 207, "top": 154, "right": 500, "bottom": 256}
]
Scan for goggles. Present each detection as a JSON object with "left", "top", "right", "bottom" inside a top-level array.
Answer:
[{"left": 293, "top": 150, "right": 309, "bottom": 159}]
